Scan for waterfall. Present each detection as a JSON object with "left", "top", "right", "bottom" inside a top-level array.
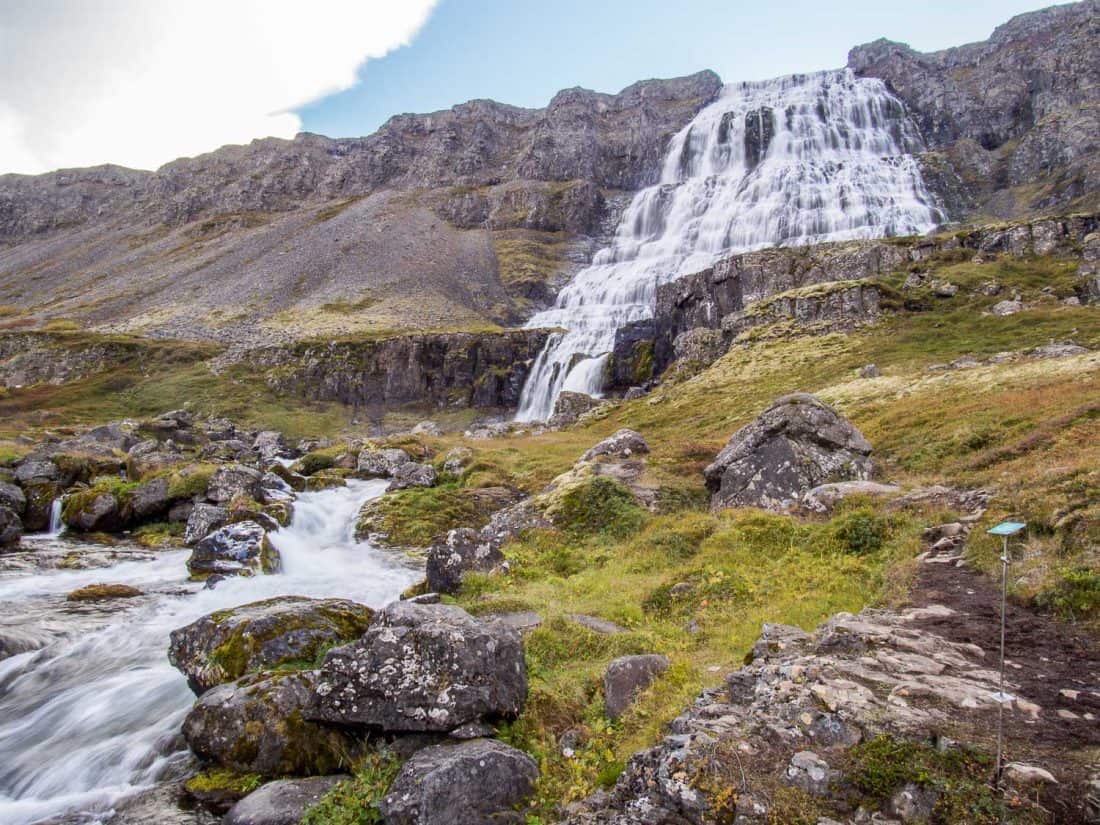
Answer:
[
  {"left": 515, "top": 69, "right": 942, "bottom": 422},
  {"left": 47, "top": 499, "right": 64, "bottom": 536},
  {"left": 0, "top": 480, "right": 419, "bottom": 825}
]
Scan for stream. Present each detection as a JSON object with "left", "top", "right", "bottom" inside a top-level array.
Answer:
[{"left": 0, "top": 480, "right": 420, "bottom": 825}]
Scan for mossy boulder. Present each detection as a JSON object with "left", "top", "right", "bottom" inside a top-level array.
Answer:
[
  {"left": 66, "top": 583, "right": 143, "bottom": 601},
  {"left": 182, "top": 670, "right": 357, "bottom": 776},
  {"left": 169, "top": 596, "right": 375, "bottom": 694},
  {"left": 183, "top": 768, "right": 263, "bottom": 815},
  {"left": 61, "top": 489, "right": 128, "bottom": 532},
  {"left": 20, "top": 481, "right": 59, "bottom": 532}
]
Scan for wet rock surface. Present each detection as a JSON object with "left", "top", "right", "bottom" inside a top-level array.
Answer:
[
  {"left": 307, "top": 602, "right": 527, "bottom": 732},
  {"left": 169, "top": 596, "right": 374, "bottom": 694},
  {"left": 186, "top": 520, "right": 278, "bottom": 578},
  {"left": 704, "top": 393, "right": 873, "bottom": 511}
]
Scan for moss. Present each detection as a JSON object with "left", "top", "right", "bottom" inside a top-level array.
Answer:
[
  {"left": 161, "top": 463, "right": 217, "bottom": 499},
  {"left": 66, "top": 583, "right": 143, "bottom": 601},
  {"left": 550, "top": 476, "right": 646, "bottom": 538},
  {"left": 356, "top": 482, "right": 487, "bottom": 547},
  {"left": 133, "top": 521, "right": 185, "bottom": 548},
  {"left": 293, "top": 446, "right": 346, "bottom": 476},
  {"left": 184, "top": 768, "right": 262, "bottom": 797}
]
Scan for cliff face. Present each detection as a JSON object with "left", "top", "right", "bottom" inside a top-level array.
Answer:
[{"left": 849, "top": 1, "right": 1099, "bottom": 220}]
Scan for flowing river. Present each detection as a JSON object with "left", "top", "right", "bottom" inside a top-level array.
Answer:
[{"left": 0, "top": 480, "right": 420, "bottom": 825}]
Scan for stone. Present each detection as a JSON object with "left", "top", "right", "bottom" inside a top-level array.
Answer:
[
  {"left": 0, "top": 506, "right": 21, "bottom": 547},
  {"left": 182, "top": 670, "right": 356, "bottom": 776},
  {"left": 378, "top": 739, "right": 538, "bottom": 825},
  {"left": 887, "top": 783, "right": 938, "bottom": 822},
  {"left": 187, "top": 521, "right": 278, "bottom": 578},
  {"left": 784, "top": 750, "right": 836, "bottom": 797},
  {"left": 127, "top": 440, "right": 185, "bottom": 478},
  {"left": 604, "top": 654, "right": 670, "bottom": 719},
  {"left": 990, "top": 299, "right": 1024, "bottom": 316},
  {"left": 441, "top": 447, "right": 473, "bottom": 475},
  {"left": 426, "top": 527, "right": 504, "bottom": 595},
  {"left": 252, "top": 431, "right": 289, "bottom": 464},
  {"left": 0, "top": 481, "right": 27, "bottom": 514},
  {"left": 569, "top": 614, "right": 627, "bottom": 635},
  {"left": 704, "top": 393, "right": 873, "bottom": 512},
  {"left": 859, "top": 363, "right": 881, "bottom": 378},
  {"left": 223, "top": 776, "right": 345, "bottom": 825},
  {"left": 356, "top": 448, "right": 411, "bottom": 478},
  {"left": 62, "top": 491, "right": 125, "bottom": 532},
  {"left": 184, "top": 503, "right": 229, "bottom": 545},
  {"left": 130, "top": 476, "right": 172, "bottom": 521},
  {"left": 14, "top": 457, "right": 60, "bottom": 485},
  {"left": 1029, "top": 342, "right": 1088, "bottom": 359},
  {"left": 802, "top": 481, "right": 902, "bottom": 513},
  {"left": 1003, "top": 762, "right": 1058, "bottom": 787},
  {"left": 411, "top": 420, "right": 443, "bottom": 436},
  {"left": 579, "top": 428, "right": 650, "bottom": 462},
  {"left": 169, "top": 596, "right": 375, "bottom": 694},
  {"left": 549, "top": 391, "right": 603, "bottom": 427},
  {"left": 386, "top": 461, "right": 437, "bottom": 491},
  {"left": 207, "top": 464, "right": 263, "bottom": 504},
  {"left": 933, "top": 281, "right": 958, "bottom": 297},
  {"left": 307, "top": 602, "right": 527, "bottom": 732},
  {"left": 66, "top": 583, "right": 142, "bottom": 601}
]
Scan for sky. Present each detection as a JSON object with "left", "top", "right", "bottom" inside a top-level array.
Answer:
[{"left": 0, "top": 0, "right": 1058, "bottom": 176}]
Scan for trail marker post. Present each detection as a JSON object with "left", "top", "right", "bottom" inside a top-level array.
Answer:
[{"left": 987, "top": 520, "right": 1026, "bottom": 786}]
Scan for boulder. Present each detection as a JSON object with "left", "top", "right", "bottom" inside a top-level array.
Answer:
[
  {"left": 603, "top": 654, "right": 670, "bottom": 719},
  {"left": 223, "top": 776, "right": 345, "bottom": 825},
  {"left": 579, "top": 429, "right": 649, "bottom": 462},
  {"left": 411, "top": 420, "right": 442, "bottom": 436},
  {"left": 62, "top": 490, "right": 126, "bottom": 532},
  {"left": 0, "top": 506, "right": 22, "bottom": 547},
  {"left": 184, "top": 503, "right": 229, "bottom": 545},
  {"left": 266, "top": 462, "right": 307, "bottom": 492},
  {"left": 253, "top": 431, "right": 290, "bottom": 464},
  {"left": 0, "top": 481, "right": 27, "bottom": 514},
  {"left": 130, "top": 476, "right": 172, "bottom": 521},
  {"left": 426, "top": 528, "right": 504, "bottom": 595},
  {"left": 182, "top": 670, "right": 355, "bottom": 776},
  {"left": 802, "top": 480, "right": 902, "bottom": 513},
  {"left": 187, "top": 521, "right": 278, "bottom": 578},
  {"left": 66, "top": 583, "right": 142, "bottom": 601},
  {"left": 548, "top": 391, "right": 602, "bottom": 427},
  {"left": 169, "top": 596, "right": 375, "bottom": 694},
  {"left": 704, "top": 393, "right": 873, "bottom": 511},
  {"left": 442, "top": 447, "right": 473, "bottom": 476},
  {"left": 386, "top": 462, "right": 437, "bottom": 491},
  {"left": 378, "top": 739, "right": 538, "bottom": 825},
  {"left": 19, "top": 482, "right": 60, "bottom": 531},
  {"left": 307, "top": 602, "right": 527, "bottom": 732},
  {"left": 14, "top": 457, "right": 60, "bottom": 485},
  {"left": 990, "top": 299, "right": 1024, "bottom": 316},
  {"left": 127, "top": 439, "right": 185, "bottom": 478},
  {"left": 207, "top": 464, "right": 264, "bottom": 504},
  {"left": 83, "top": 421, "right": 139, "bottom": 452}
]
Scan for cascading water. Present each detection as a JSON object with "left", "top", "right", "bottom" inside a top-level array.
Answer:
[
  {"left": 515, "top": 69, "right": 942, "bottom": 422},
  {"left": 47, "top": 499, "right": 64, "bottom": 536},
  {"left": 0, "top": 480, "right": 419, "bottom": 825}
]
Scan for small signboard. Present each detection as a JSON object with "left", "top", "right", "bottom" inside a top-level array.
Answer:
[{"left": 987, "top": 521, "right": 1026, "bottom": 536}]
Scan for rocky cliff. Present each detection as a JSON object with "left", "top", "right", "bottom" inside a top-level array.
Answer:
[{"left": 849, "top": 0, "right": 1099, "bottom": 220}]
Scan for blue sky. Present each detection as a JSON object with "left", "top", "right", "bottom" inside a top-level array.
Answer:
[{"left": 299, "top": 0, "right": 1054, "bottom": 139}]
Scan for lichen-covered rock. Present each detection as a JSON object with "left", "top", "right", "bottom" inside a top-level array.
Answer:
[
  {"left": 704, "top": 393, "right": 873, "bottom": 511},
  {"left": 579, "top": 429, "right": 649, "bottom": 463},
  {"left": 426, "top": 528, "right": 505, "bottom": 595},
  {"left": 187, "top": 521, "right": 278, "bottom": 578},
  {"left": 0, "top": 480, "right": 27, "bottom": 514},
  {"left": 184, "top": 503, "right": 229, "bottom": 545},
  {"left": 182, "top": 670, "right": 356, "bottom": 776},
  {"left": 548, "top": 391, "right": 603, "bottom": 428},
  {"left": 307, "top": 602, "right": 527, "bottom": 732},
  {"left": 130, "top": 476, "right": 172, "bottom": 521},
  {"left": 207, "top": 464, "right": 264, "bottom": 504},
  {"left": 441, "top": 447, "right": 473, "bottom": 475},
  {"left": 604, "top": 654, "right": 670, "bottom": 720},
  {"left": 127, "top": 439, "right": 185, "bottom": 479},
  {"left": 14, "top": 457, "right": 60, "bottom": 486},
  {"left": 378, "top": 739, "right": 538, "bottom": 825},
  {"left": 62, "top": 490, "right": 126, "bottom": 532},
  {"left": 0, "top": 506, "right": 22, "bottom": 547},
  {"left": 356, "top": 448, "right": 411, "bottom": 478},
  {"left": 223, "top": 776, "right": 345, "bottom": 825},
  {"left": 169, "top": 596, "right": 374, "bottom": 695},
  {"left": 386, "top": 461, "right": 437, "bottom": 491}
]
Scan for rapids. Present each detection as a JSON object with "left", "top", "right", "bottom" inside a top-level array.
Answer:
[
  {"left": 0, "top": 480, "right": 419, "bottom": 825},
  {"left": 516, "top": 69, "right": 942, "bottom": 421}
]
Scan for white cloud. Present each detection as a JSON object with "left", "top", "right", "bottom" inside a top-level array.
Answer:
[{"left": 0, "top": 0, "right": 437, "bottom": 174}]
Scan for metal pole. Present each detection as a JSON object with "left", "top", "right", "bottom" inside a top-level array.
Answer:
[{"left": 995, "top": 533, "right": 1008, "bottom": 784}]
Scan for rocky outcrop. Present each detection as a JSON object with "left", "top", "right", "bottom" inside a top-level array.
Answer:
[
  {"left": 182, "top": 670, "right": 356, "bottom": 776},
  {"left": 241, "top": 330, "right": 553, "bottom": 410},
  {"left": 721, "top": 281, "right": 882, "bottom": 338},
  {"left": 379, "top": 738, "right": 538, "bottom": 825},
  {"left": 704, "top": 394, "right": 873, "bottom": 511},
  {"left": 849, "top": 2, "right": 1099, "bottom": 219},
  {"left": 306, "top": 602, "right": 527, "bottom": 733},
  {"left": 186, "top": 521, "right": 279, "bottom": 578},
  {"left": 168, "top": 597, "right": 374, "bottom": 694}
]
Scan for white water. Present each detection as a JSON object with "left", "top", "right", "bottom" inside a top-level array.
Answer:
[
  {"left": 0, "top": 480, "right": 419, "bottom": 825},
  {"left": 47, "top": 499, "right": 64, "bottom": 536},
  {"left": 516, "top": 69, "right": 942, "bottom": 421}
]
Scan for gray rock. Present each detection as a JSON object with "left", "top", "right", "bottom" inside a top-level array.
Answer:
[
  {"left": 604, "top": 654, "right": 670, "bottom": 719},
  {"left": 63, "top": 491, "right": 125, "bottom": 532},
  {"left": 549, "top": 391, "right": 603, "bottom": 428},
  {"left": 130, "top": 476, "right": 172, "bottom": 521},
  {"left": 859, "top": 363, "right": 881, "bottom": 379},
  {"left": 784, "top": 750, "right": 837, "bottom": 797},
  {"left": 1029, "top": 342, "right": 1088, "bottom": 359},
  {"left": 14, "top": 457, "right": 60, "bottom": 485},
  {"left": 568, "top": 614, "right": 627, "bottom": 635},
  {"left": 307, "top": 602, "right": 527, "bottom": 732},
  {"left": 0, "top": 506, "right": 22, "bottom": 547},
  {"left": 187, "top": 520, "right": 278, "bottom": 578},
  {"left": 802, "top": 481, "right": 902, "bottom": 513},
  {"left": 933, "top": 281, "right": 958, "bottom": 297},
  {"left": 168, "top": 596, "right": 374, "bottom": 694},
  {"left": 887, "top": 782, "right": 938, "bottom": 822},
  {"left": 704, "top": 393, "right": 873, "bottom": 512},
  {"left": 182, "top": 670, "right": 355, "bottom": 776},
  {"left": 441, "top": 447, "right": 473, "bottom": 476},
  {"left": 386, "top": 461, "right": 437, "bottom": 491},
  {"left": 223, "top": 776, "right": 345, "bottom": 825},
  {"left": 207, "top": 464, "right": 263, "bottom": 504},
  {"left": 184, "top": 503, "right": 229, "bottom": 545},
  {"left": 411, "top": 420, "right": 443, "bottom": 436},
  {"left": 426, "top": 528, "right": 504, "bottom": 595},
  {"left": 990, "top": 299, "right": 1024, "bottom": 316},
  {"left": 357, "top": 448, "right": 411, "bottom": 478},
  {"left": 378, "top": 739, "right": 538, "bottom": 825},
  {"left": 579, "top": 428, "right": 649, "bottom": 462},
  {"left": 252, "top": 431, "right": 289, "bottom": 464},
  {"left": 0, "top": 481, "right": 26, "bottom": 514},
  {"left": 126, "top": 439, "right": 184, "bottom": 478}
]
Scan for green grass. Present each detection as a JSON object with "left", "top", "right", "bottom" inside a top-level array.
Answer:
[
  {"left": 355, "top": 478, "right": 489, "bottom": 547},
  {"left": 302, "top": 750, "right": 402, "bottom": 825}
]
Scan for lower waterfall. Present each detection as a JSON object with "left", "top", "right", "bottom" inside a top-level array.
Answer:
[{"left": 515, "top": 69, "right": 942, "bottom": 422}]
